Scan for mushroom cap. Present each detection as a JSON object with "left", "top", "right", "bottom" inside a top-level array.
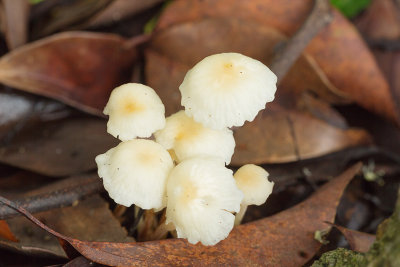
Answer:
[
  {"left": 95, "top": 139, "right": 173, "bottom": 209},
  {"left": 180, "top": 53, "right": 277, "bottom": 129},
  {"left": 154, "top": 111, "right": 235, "bottom": 164},
  {"left": 104, "top": 83, "right": 165, "bottom": 141},
  {"left": 234, "top": 164, "right": 274, "bottom": 206},
  {"left": 166, "top": 157, "right": 243, "bottom": 246}
]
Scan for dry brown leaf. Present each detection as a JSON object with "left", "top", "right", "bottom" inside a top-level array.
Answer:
[
  {"left": 356, "top": 0, "right": 400, "bottom": 128},
  {"left": 328, "top": 223, "right": 376, "bottom": 253},
  {"left": 0, "top": 32, "right": 140, "bottom": 115},
  {"left": 0, "top": 89, "right": 69, "bottom": 141},
  {"left": 232, "top": 103, "right": 371, "bottom": 165},
  {"left": 0, "top": 117, "right": 118, "bottom": 176},
  {"left": 355, "top": 0, "right": 400, "bottom": 40},
  {"left": 0, "top": 163, "right": 362, "bottom": 266},
  {"left": 30, "top": 0, "right": 112, "bottom": 38},
  {"left": 85, "top": 0, "right": 164, "bottom": 28},
  {"left": 5, "top": 195, "right": 133, "bottom": 257}
]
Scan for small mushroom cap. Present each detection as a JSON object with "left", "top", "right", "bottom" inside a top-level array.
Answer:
[
  {"left": 180, "top": 53, "right": 277, "bottom": 129},
  {"left": 154, "top": 111, "right": 235, "bottom": 164},
  {"left": 234, "top": 164, "right": 274, "bottom": 206},
  {"left": 104, "top": 83, "right": 165, "bottom": 141},
  {"left": 95, "top": 139, "right": 173, "bottom": 209},
  {"left": 166, "top": 157, "right": 243, "bottom": 246}
]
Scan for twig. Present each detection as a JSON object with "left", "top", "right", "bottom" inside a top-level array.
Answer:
[
  {"left": 270, "top": 0, "right": 333, "bottom": 83},
  {"left": 0, "top": 174, "right": 103, "bottom": 220}
]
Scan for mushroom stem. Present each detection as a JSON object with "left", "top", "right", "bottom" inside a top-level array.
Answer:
[
  {"left": 137, "top": 209, "right": 157, "bottom": 241},
  {"left": 149, "top": 221, "right": 175, "bottom": 240},
  {"left": 234, "top": 204, "right": 248, "bottom": 226}
]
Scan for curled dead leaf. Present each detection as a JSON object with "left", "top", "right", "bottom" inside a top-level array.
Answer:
[
  {"left": 327, "top": 222, "right": 376, "bottom": 253},
  {"left": 0, "top": 32, "right": 142, "bottom": 115}
]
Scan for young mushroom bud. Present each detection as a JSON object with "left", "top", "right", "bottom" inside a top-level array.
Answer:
[
  {"left": 154, "top": 110, "right": 235, "bottom": 164},
  {"left": 180, "top": 53, "right": 277, "bottom": 129},
  {"left": 233, "top": 164, "right": 274, "bottom": 225},
  {"left": 95, "top": 139, "right": 173, "bottom": 210},
  {"left": 104, "top": 83, "right": 165, "bottom": 141},
  {"left": 166, "top": 157, "right": 243, "bottom": 246}
]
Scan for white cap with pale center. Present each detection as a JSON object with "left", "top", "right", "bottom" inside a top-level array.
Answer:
[
  {"left": 166, "top": 157, "right": 243, "bottom": 246},
  {"left": 154, "top": 111, "right": 235, "bottom": 164},
  {"left": 180, "top": 53, "right": 277, "bottom": 129},
  {"left": 95, "top": 139, "right": 173, "bottom": 209},
  {"left": 104, "top": 83, "right": 165, "bottom": 141},
  {"left": 234, "top": 164, "right": 274, "bottom": 206}
]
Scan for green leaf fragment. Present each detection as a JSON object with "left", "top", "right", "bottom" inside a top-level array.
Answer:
[{"left": 330, "top": 0, "right": 371, "bottom": 18}]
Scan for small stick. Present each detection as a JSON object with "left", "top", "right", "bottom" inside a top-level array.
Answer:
[{"left": 271, "top": 0, "right": 333, "bottom": 83}]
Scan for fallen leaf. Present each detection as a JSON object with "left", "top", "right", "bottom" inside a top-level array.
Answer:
[
  {"left": 0, "top": 0, "right": 30, "bottom": 49},
  {"left": 0, "top": 173, "right": 103, "bottom": 219},
  {"left": 356, "top": 1, "right": 400, "bottom": 131},
  {"left": 355, "top": 0, "right": 400, "bottom": 40},
  {"left": 84, "top": 0, "right": 164, "bottom": 28},
  {"left": 0, "top": 163, "right": 361, "bottom": 266},
  {"left": 0, "top": 89, "right": 70, "bottom": 141},
  {"left": 327, "top": 223, "right": 376, "bottom": 253},
  {"left": 305, "top": 10, "right": 399, "bottom": 124},
  {"left": 155, "top": 0, "right": 400, "bottom": 124},
  {"left": 0, "top": 219, "right": 17, "bottom": 242},
  {"left": 155, "top": 0, "right": 313, "bottom": 36},
  {"left": 5, "top": 195, "right": 133, "bottom": 257},
  {"left": 30, "top": 0, "right": 112, "bottom": 38},
  {"left": 0, "top": 32, "right": 141, "bottom": 115},
  {"left": 232, "top": 103, "right": 371, "bottom": 165},
  {"left": 0, "top": 116, "right": 118, "bottom": 176}
]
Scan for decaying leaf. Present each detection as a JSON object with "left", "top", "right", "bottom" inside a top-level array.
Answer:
[
  {"left": 355, "top": 0, "right": 400, "bottom": 40},
  {"left": 84, "top": 0, "right": 165, "bottom": 28},
  {"left": 0, "top": 117, "right": 118, "bottom": 176},
  {"left": 30, "top": 0, "right": 112, "bottom": 38},
  {"left": 356, "top": 0, "right": 400, "bottom": 130},
  {"left": 5, "top": 195, "right": 133, "bottom": 257},
  {"left": 327, "top": 223, "right": 376, "bottom": 253},
  {"left": 0, "top": 32, "right": 141, "bottom": 115},
  {"left": 232, "top": 103, "right": 371, "bottom": 165},
  {"left": 0, "top": 163, "right": 361, "bottom": 266},
  {"left": 0, "top": 89, "right": 70, "bottom": 141},
  {"left": 0, "top": 173, "right": 103, "bottom": 219}
]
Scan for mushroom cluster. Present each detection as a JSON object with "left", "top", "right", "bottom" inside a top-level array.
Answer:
[{"left": 96, "top": 53, "right": 277, "bottom": 246}]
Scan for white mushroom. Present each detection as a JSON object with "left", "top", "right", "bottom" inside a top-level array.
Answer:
[
  {"left": 154, "top": 110, "right": 235, "bottom": 164},
  {"left": 95, "top": 139, "right": 173, "bottom": 209},
  {"left": 104, "top": 83, "right": 165, "bottom": 141},
  {"left": 180, "top": 53, "right": 277, "bottom": 129},
  {"left": 166, "top": 157, "right": 243, "bottom": 246},
  {"left": 233, "top": 164, "right": 274, "bottom": 225}
]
